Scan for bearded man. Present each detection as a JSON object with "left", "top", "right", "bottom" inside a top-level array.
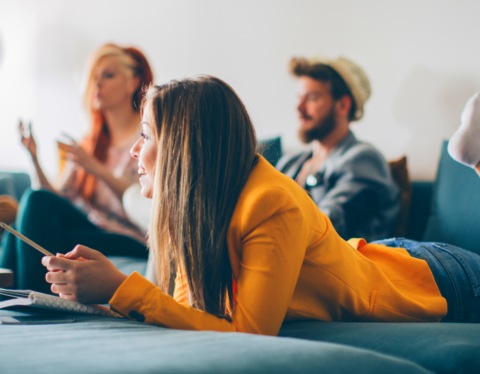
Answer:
[{"left": 276, "top": 56, "right": 401, "bottom": 241}]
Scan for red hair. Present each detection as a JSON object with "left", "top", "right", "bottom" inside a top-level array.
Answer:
[{"left": 73, "top": 44, "right": 153, "bottom": 202}]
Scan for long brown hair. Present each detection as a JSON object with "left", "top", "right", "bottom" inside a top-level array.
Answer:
[
  {"left": 74, "top": 44, "right": 153, "bottom": 201},
  {"left": 146, "top": 76, "right": 257, "bottom": 316}
]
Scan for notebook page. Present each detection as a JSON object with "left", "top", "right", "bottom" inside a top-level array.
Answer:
[{"left": 0, "top": 298, "right": 32, "bottom": 308}]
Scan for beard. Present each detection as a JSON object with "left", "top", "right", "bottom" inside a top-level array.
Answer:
[{"left": 298, "top": 106, "right": 337, "bottom": 144}]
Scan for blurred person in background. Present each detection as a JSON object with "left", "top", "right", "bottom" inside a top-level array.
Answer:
[
  {"left": 276, "top": 56, "right": 400, "bottom": 242},
  {"left": 0, "top": 43, "right": 153, "bottom": 293}
]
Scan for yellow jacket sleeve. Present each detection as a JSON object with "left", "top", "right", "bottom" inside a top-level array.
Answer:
[{"left": 109, "top": 201, "right": 309, "bottom": 336}]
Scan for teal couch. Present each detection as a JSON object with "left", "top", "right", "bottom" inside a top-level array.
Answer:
[
  {"left": 1, "top": 141, "right": 479, "bottom": 373},
  {"left": 0, "top": 310, "right": 434, "bottom": 374}
]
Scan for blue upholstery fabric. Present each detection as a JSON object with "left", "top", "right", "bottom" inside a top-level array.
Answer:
[
  {"left": 422, "top": 141, "right": 480, "bottom": 255},
  {"left": 279, "top": 321, "right": 480, "bottom": 374},
  {"left": 257, "top": 137, "right": 282, "bottom": 167},
  {"left": 406, "top": 181, "right": 433, "bottom": 241},
  {"left": 0, "top": 310, "right": 432, "bottom": 374},
  {"left": 0, "top": 176, "right": 16, "bottom": 198},
  {"left": 0, "top": 172, "right": 31, "bottom": 200}
]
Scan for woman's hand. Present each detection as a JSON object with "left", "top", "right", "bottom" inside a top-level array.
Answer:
[
  {"left": 57, "top": 140, "right": 103, "bottom": 176},
  {"left": 18, "top": 120, "right": 56, "bottom": 192},
  {"left": 42, "top": 245, "right": 128, "bottom": 304},
  {"left": 58, "top": 134, "right": 133, "bottom": 200},
  {"left": 19, "top": 121, "right": 37, "bottom": 160}
]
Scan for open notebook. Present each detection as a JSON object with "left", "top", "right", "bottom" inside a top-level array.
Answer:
[{"left": 0, "top": 288, "right": 116, "bottom": 316}]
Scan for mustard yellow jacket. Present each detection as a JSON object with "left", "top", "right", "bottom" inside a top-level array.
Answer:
[{"left": 110, "top": 156, "right": 447, "bottom": 335}]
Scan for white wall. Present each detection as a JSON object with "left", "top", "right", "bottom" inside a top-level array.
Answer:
[{"left": 1, "top": 0, "right": 479, "bottom": 181}]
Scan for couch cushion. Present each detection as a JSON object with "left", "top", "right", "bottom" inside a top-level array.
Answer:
[
  {"left": 0, "top": 176, "right": 16, "bottom": 198},
  {"left": 422, "top": 141, "right": 480, "bottom": 255},
  {"left": 406, "top": 181, "right": 433, "bottom": 241},
  {"left": 0, "top": 172, "right": 31, "bottom": 200},
  {"left": 279, "top": 321, "right": 480, "bottom": 374},
  {"left": 257, "top": 137, "right": 282, "bottom": 167},
  {"left": 0, "top": 310, "right": 432, "bottom": 374}
]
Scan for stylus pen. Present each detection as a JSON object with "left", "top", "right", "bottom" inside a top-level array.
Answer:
[{"left": 0, "top": 222, "right": 54, "bottom": 257}]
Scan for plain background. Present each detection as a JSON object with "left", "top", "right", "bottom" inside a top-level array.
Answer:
[{"left": 0, "top": 0, "right": 479, "bottom": 181}]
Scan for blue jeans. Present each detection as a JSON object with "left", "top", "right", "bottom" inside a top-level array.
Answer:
[{"left": 373, "top": 238, "right": 480, "bottom": 322}]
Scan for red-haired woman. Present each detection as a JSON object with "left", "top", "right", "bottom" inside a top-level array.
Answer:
[
  {"left": 42, "top": 77, "right": 480, "bottom": 333},
  {"left": 0, "top": 44, "right": 153, "bottom": 293}
]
